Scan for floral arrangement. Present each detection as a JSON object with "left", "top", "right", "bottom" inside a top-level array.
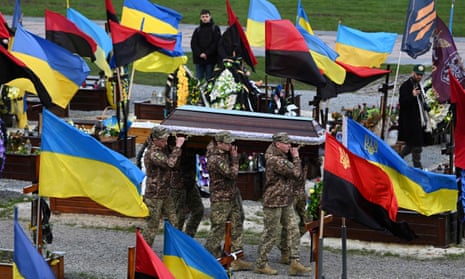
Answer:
[
  {"left": 206, "top": 65, "right": 242, "bottom": 110},
  {"left": 187, "top": 77, "right": 202, "bottom": 105},
  {"left": 307, "top": 178, "right": 323, "bottom": 221},
  {"left": 176, "top": 66, "right": 189, "bottom": 106},
  {"left": 423, "top": 79, "right": 452, "bottom": 130}
]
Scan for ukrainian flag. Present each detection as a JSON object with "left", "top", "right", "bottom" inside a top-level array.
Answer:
[
  {"left": 121, "top": 0, "right": 181, "bottom": 35},
  {"left": 344, "top": 118, "right": 457, "bottom": 216},
  {"left": 133, "top": 32, "right": 187, "bottom": 73},
  {"left": 246, "top": 0, "right": 281, "bottom": 47},
  {"left": 67, "top": 8, "right": 113, "bottom": 77},
  {"left": 296, "top": 1, "right": 345, "bottom": 85},
  {"left": 9, "top": 25, "right": 89, "bottom": 109},
  {"left": 335, "top": 23, "right": 397, "bottom": 68},
  {"left": 38, "top": 109, "right": 148, "bottom": 218},
  {"left": 121, "top": 0, "right": 187, "bottom": 73},
  {"left": 14, "top": 207, "right": 55, "bottom": 279},
  {"left": 163, "top": 221, "right": 228, "bottom": 279}
]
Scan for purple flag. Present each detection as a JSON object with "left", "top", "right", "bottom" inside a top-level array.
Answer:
[{"left": 432, "top": 17, "right": 465, "bottom": 103}]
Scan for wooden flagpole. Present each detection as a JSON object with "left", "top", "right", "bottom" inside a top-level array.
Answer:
[{"left": 127, "top": 246, "right": 135, "bottom": 279}]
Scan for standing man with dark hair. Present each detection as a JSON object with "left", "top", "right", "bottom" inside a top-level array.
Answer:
[
  {"left": 204, "top": 130, "right": 252, "bottom": 271},
  {"left": 142, "top": 127, "right": 185, "bottom": 245},
  {"left": 254, "top": 132, "right": 311, "bottom": 276},
  {"left": 397, "top": 64, "right": 429, "bottom": 169},
  {"left": 190, "top": 9, "right": 221, "bottom": 81}
]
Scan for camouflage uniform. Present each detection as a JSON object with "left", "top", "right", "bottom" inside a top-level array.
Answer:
[
  {"left": 255, "top": 135, "right": 302, "bottom": 269},
  {"left": 142, "top": 129, "right": 182, "bottom": 245},
  {"left": 204, "top": 135, "right": 245, "bottom": 258},
  {"left": 279, "top": 163, "right": 310, "bottom": 259},
  {"left": 170, "top": 147, "right": 204, "bottom": 237}
]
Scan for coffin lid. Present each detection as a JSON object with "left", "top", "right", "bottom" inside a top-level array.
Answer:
[{"left": 160, "top": 105, "right": 325, "bottom": 145}]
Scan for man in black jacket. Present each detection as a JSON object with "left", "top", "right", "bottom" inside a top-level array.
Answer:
[
  {"left": 397, "top": 64, "right": 428, "bottom": 169},
  {"left": 190, "top": 9, "right": 221, "bottom": 81}
]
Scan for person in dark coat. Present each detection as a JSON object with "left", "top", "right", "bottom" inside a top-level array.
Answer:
[
  {"left": 397, "top": 64, "right": 429, "bottom": 169},
  {"left": 190, "top": 9, "right": 221, "bottom": 81}
]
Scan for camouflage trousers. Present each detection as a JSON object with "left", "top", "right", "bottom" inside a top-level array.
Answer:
[
  {"left": 142, "top": 196, "right": 177, "bottom": 246},
  {"left": 256, "top": 204, "right": 300, "bottom": 268},
  {"left": 279, "top": 195, "right": 309, "bottom": 254},
  {"left": 171, "top": 186, "right": 204, "bottom": 237},
  {"left": 204, "top": 195, "right": 245, "bottom": 258}
]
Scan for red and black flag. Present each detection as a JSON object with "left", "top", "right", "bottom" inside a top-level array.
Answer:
[
  {"left": 105, "top": 0, "right": 119, "bottom": 23},
  {"left": 45, "top": 10, "right": 96, "bottom": 61},
  {"left": 0, "top": 12, "right": 13, "bottom": 40},
  {"left": 322, "top": 134, "right": 417, "bottom": 241},
  {"left": 135, "top": 228, "right": 175, "bottom": 279},
  {"left": 317, "top": 61, "right": 390, "bottom": 100},
  {"left": 265, "top": 19, "right": 326, "bottom": 87},
  {"left": 0, "top": 46, "right": 52, "bottom": 108},
  {"left": 219, "top": 0, "right": 257, "bottom": 72},
  {"left": 109, "top": 20, "right": 175, "bottom": 67},
  {"left": 105, "top": 0, "right": 119, "bottom": 34},
  {"left": 450, "top": 70, "right": 465, "bottom": 170}
]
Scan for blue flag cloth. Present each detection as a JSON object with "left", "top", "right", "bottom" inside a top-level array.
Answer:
[
  {"left": 401, "top": 0, "right": 437, "bottom": 58},
  {"left": 11, "top": 0, "right": 21, "bottom": 28},
  {"left": 38, "top": 109, "right": 148, "bottom": 218},
  {"left": 163, "top": 221, "right": 228, "bottom": 279},
  {"left": 14, "top": 207, "right": 56, "bottom": 279}
]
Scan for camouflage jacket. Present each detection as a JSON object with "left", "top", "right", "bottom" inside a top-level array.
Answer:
[
  {"left": 171, "top": 149, "right": 197, "bottom": 191},
  {"left": 144, "top": 144, "right": 182, "bottom": 199},
  {"left": 262, "top": 143, "right": 302, "bottom": 207},
  {"left": 206, "top": 141, "right": 239, "bottom": 202}
]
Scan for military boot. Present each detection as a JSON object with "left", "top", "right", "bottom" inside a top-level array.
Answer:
[
  {"left": 280, "top": 252, "right": 290, "bottom": 265},
  {"left": 254, "top": 264, "right": 278, "bottom": 275},
  {"left": 230, "top": 259, "right": 253, "bottom": 271},
  {"left": 289, "top": 259, "right": 311, "bottom": 276}
]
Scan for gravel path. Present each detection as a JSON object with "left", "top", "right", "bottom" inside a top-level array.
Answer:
[{"left": 1, "top": 199, "right": 464, "bottom": 279}]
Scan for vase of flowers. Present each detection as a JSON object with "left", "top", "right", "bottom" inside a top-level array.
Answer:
[{"left": 307, "top": 178, "right": 323, "bottom": 221}]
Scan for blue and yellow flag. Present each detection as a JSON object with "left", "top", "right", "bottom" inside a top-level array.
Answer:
[
  {"left": 38, "top": 109, "right": 148, "bottom": 218},
  {"left": 344, "top": 118, "right": 457, "bottom": 216},
  {"left": 14, "top": 207, "right": 56, "bottom": 279},
  {"left": 163, "top": 221, "right": 228, "bottom": 279},
  {"left": 121, "top": 0, "right": 186, "bottom": 73},
  {"left": 133, "top": 32, "right": 187, "bottom": 73},
  {"left": 296, "top": 0, "right": 313, "bottom": 35},
  {"left": 401, "top": 0, "right": 436, "bottom": 59},
  {"left": 121, "top": 0, "right": 181, "bottom": 35},
  {"left": 11, "top": 0, "right": 21, "bottom": 29},
  {"left": 9, "top": 25, "right": 89, "bottom": 109},
  {"left": 335, "top": 23, "right": 397, "bottom": 68},
  {"left": 66, "top": 8, "right": 113, "bottom": 77},
  {"left": 296, "top": 1, "right": 345, "bottom": 85},
  {"left": 246, "top": 0, "right": 281, "bottom": 47}
]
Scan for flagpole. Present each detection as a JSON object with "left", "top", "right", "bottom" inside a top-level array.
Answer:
[
  {"left": 386, "top": 50, "right": 403, "bottom": 139},
  {"left": 341, "top": 217, "right": 347, "bottom": 279},
  {"left": 317, "top": 209, "right": 325, "bottom": 279},
  {"left": 449, "top": 0, "right": 455, "bottom": 34},
  {"left": 127, "top": 246, "right": 135, "bottom": 279}
]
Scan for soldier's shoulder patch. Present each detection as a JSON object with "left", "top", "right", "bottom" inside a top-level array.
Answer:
[
  {"left": 154, "top": 151, "right": 165, "bottom": 161},
  {"left": 219, "top": 161, "right": 227, "bottom": 170},
  {"left": 284, "top": 160, "right": 294, "bottom": 169}
]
